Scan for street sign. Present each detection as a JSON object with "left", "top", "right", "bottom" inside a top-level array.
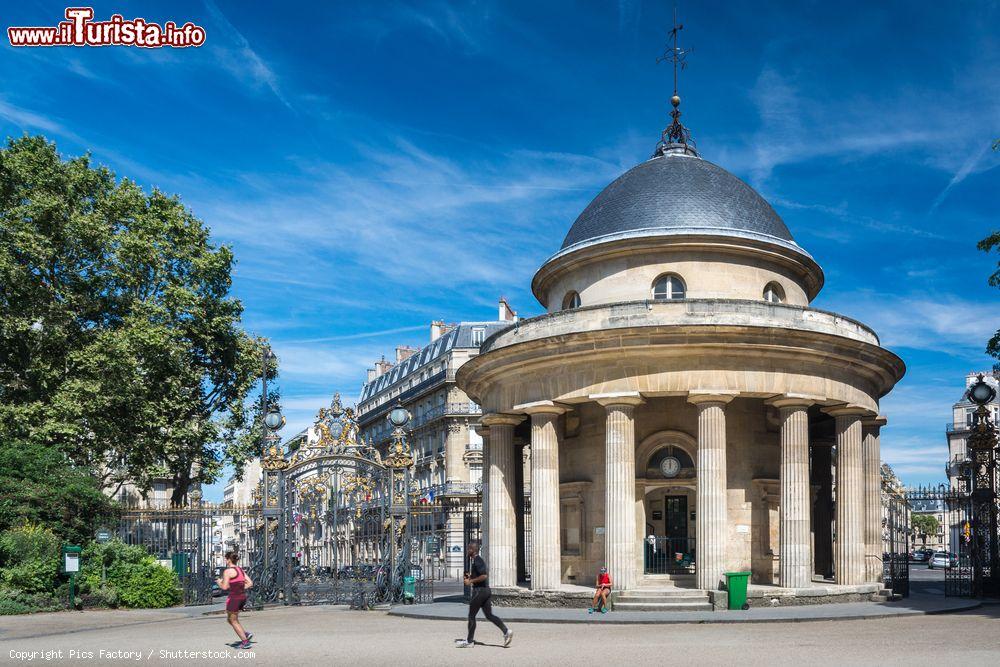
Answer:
[{"left": 95, "top": 529, "right": 111, "bottom": 543}]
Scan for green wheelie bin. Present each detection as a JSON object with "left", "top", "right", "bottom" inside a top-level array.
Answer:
[
  {"left": 403, "top": 576, "right": 416, "bottom": 603},
  {"left": 724, "top": 571, "right": 751, "bottom": 610}
]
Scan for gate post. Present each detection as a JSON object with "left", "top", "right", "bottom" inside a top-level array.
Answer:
[
  {"left": 385, "top": 405, "right": 414, "bottom": 602},
  {"left": 965, "top": 375, "right": 998, "bottom": 598}
]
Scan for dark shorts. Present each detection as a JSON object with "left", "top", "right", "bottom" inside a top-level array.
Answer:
[{"left": 226, "top": 595, "right": 247, "bottom": 612}]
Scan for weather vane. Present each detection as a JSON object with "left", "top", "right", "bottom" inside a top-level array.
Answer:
[{"left": 654, "top": 6, "right": 697, "bottom": 156}]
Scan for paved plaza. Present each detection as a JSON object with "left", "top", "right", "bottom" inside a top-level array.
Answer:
[{"left": 3, "top": 587, "right": 999, "bottom": 666}]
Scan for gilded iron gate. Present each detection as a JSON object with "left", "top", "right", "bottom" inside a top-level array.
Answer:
[{"left": 120, "top": 396, "right": 440, "bottom": 607}]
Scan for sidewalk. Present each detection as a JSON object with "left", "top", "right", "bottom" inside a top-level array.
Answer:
[{"left": 388, "top": 593, "right": 980, "bottom": 624}]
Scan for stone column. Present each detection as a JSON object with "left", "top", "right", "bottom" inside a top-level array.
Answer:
[
  {"left": 475, "top": 424, "right": 490, "bottom": 565},
  {"left": 862, "top": 416, "right": 887, "bottom": 583},
  {"left": 768, "top": 396, "right": 814, "bottom": 588},
  {"left": 445, "top": 422, "right": 468, "bottom": 483},
  {"left": 516, "top": 400, "right": 568, "bottom": 591},
  {"left": 480, "top": 414, "right": 524, "bottom": 589},
  {"left": 688, "top": 391, "right": 737, "bottom": 590},
  {"left": 826, "top": 406, "right": 869, "bottom": 586},
  {"left": 592, "top": 392, "right": 644, "bottom": 591}
]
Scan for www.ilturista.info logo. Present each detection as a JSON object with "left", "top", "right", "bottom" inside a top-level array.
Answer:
[{"left": 8, "top": 7, "right": 206, "bottom": 48}]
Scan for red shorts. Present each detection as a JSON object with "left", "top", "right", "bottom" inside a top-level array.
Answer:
[{"left": 226, "top": 595, "right": 247, "bottom": 612}]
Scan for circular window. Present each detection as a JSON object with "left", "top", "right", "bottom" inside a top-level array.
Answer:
[
  {"left": 652, "top": 273, "right": 686, "bottom": 300},
  {"left": 562, "top": 291, "right": 581, "bottom": 310},
  {"left": 763, "top": 282, "right": 785, "bottom": 304}
]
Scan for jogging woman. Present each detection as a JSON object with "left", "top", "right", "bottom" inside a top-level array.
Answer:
[{"left": 216, "top": 551, "right": 254, "bottom": 649}]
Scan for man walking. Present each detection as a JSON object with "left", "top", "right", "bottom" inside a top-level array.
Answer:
[{"left": 455, "top": 541, "right": 513, "bottom": 649}]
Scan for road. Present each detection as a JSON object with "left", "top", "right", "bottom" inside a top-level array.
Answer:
[{"left": 2, "top": 589, "right": 998, "bottom": 667}]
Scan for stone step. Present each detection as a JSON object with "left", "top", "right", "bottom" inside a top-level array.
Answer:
[
  {"left": 618, "top": 589, "right": 708, "bottom": 598},
  {"left": 614, "top": 600, "right": 714, "bottom": 612}
]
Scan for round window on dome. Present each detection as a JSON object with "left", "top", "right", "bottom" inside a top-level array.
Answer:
[
  {"left": 763, "top": 282, "right": 785, "bottom": 304},
  {"left": 652, "top": 274, "right": 686, "bottom": 300},
  {"left": 562, "top": 291, "right": 582, "bottom": 310}
]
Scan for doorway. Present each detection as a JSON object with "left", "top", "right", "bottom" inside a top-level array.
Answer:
[{"left": 645, "top": 494, "right": 694, "bottom": 573}]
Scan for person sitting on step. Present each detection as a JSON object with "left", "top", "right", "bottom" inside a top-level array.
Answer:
[{"left": 589, "top": 567, "right": 612, "bottom": 614}]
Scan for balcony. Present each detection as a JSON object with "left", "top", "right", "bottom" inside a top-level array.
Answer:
[
  {"left": 946, "top": 422, "right": 972, "bottom": 434},
  {"left": 409, "top": 402, "right": 483, "bottom": 430}
]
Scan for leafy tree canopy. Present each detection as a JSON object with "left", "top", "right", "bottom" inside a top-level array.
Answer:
[
  {"left": 0, "top": 439, "right": 119, "bottom": 544},
  {"left": 0, "top": 136, "right": 274, "bottom": 504}
]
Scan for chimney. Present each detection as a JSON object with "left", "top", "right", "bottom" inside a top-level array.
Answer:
[
  {"left": 374, "top": 355, "right": 393, "bottom": 378},
  {"left": 430, "top": 320, "right": 444, "bottom": 342},
  {"left": 366, "top": 368, "right": 376, "bottom": 383},
  {"left": 395, "top": 346, "right": 418, "bottom": 363},
  {"left": 499, "top": 296, "right": 517, "bottom": 322}
]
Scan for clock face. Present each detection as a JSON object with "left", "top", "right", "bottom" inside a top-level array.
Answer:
[{"left": 660, "top": 456, "right": 681, "bottom": 478}]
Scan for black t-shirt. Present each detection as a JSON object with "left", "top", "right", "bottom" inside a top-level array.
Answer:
[{"left": 470, "top": 555, "right": 489, "bottom": 588}]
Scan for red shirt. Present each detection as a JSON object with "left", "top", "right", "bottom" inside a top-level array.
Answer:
[{"left": 598, "top": 572, "right": 611, "bottom": 586}]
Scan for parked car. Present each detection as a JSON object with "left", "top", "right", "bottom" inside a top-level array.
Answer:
[
  {"left": 928, "top": 551, "right": 957, "bottom": 569},
  {"left": 911, "top": 548, "right": 932, "bottom": 562}
]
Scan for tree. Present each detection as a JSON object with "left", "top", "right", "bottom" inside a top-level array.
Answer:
[
  {"left": 0, "top": 439, "right": 119, "bottom": 545},
  {"left": 981, "top": 140, "right": 1000, "bottom": 370},
  {"left": 912, "top": 514, "right": 940, "bottom": 546},
  {"left": 0, "top": 136, "right": 274, "bottom": 504}
]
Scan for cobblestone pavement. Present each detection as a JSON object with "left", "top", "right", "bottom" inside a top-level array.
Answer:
[{"left": 2, "top": 600, "right": 999, "bottom": 666}]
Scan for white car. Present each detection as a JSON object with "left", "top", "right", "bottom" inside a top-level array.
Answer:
[{"left": 928, "top": 552, "right": 956, "bottom": 569}]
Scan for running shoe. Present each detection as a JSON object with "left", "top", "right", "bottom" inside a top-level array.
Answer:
[
  {"left": 239, "top": 641, "right": 251, "bottom": 650},
  {"left": 455, "top": 640, "right": 474, "bottom": 648},
  {"left": 588, "top": 607, "right": 594, "bottom": 614},
  {"left": 245, "top": 633, "right": 253, "bottom": 643},
  {"left": 504, "top": 630, "right": 514, "bottom": 647}
]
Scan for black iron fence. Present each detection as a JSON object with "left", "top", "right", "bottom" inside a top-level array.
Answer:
[{"left": 643, "top": 536, "right": 696, "bottom": 574}]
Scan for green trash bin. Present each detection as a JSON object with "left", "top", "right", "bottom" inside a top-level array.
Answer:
[
  {"left": 403, "top": 576, "right": 416, "bottom": 603},
  {"left": 724, "top": 571, "right": 751, "bottom": 610}
]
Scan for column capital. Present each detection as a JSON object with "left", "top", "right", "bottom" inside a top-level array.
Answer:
[
  {"left": 472, "top": 423, "right": 490, "bottom": 438},
  {"left": 765, "top": 393, "right": 823, "bottom": 410},
  {"left": 589, "top": 391, "right": 644, "bottom": 408},
  {"left": 687, "top": 390, "right": 738, "bottom": 406},
  {"left": 513, "top": 400, "right": 569, "bottom": 416},
  {"left": 862, "top": 415, "right": 888, "bottom": 428},
  {"left": 481, "top": 413, "right": 526, "bottom": 427},
  {"left": 822, "top": 404, "right": 874, "bottom": 418}
]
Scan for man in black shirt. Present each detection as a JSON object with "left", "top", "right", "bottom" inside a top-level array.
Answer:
[{"left": 455, "top": 541, "right": 512, "bottom": 648}]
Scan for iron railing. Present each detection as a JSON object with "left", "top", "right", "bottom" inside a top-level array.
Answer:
[{"left": 643, "top": 536, "right": 696, "bottom": 574}]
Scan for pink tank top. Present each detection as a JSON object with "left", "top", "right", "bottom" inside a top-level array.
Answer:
[{"left": 228, "top": 567, "right": 246, "bottom": 597}]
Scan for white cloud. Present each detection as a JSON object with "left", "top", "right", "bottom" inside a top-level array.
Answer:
[{"left": 202, "top": 0, "right": 294, "bottom": 111}]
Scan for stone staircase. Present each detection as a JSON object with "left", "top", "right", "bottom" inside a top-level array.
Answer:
[{"left": 612, "top": 574, "right": 713, "bottom": 612}]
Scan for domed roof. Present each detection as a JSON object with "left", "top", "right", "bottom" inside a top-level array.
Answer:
[{"left": 558, "top": 150, "right": 807, "bottom": 256}]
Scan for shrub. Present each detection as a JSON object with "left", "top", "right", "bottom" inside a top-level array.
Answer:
[
  {"left": 115, "top": 562, "right": 180, "bottom": 609},
  {"left": 0, "top": 525, "right": 60, "bottom": 594},
  {"left": 80, "top": 539, "right": 179, "bottom": 609},
  {"left": 0, "top": 583, "right": 62, "bottom": 614}
]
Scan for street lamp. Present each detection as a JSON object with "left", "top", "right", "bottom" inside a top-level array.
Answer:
[
  {"left": 965, "top": 374, "right": 999, "bottom": 597},
  {"left": 264, "top": 410, "right": 284, "bottom": 431},
  {"left": 388, "top": 405, "right": 411, "bottom": 428}
]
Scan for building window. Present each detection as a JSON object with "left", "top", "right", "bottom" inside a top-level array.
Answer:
[
  {"left": 471, "top": 327, "right": 485, "bottom": 346},
  {"left": 763, "top": 282, "right": 785, "bottom": 304},
  {"left": 562, "top": 291, "right": 582, "bottom": 310},
  {"left": 652, "top": 273, "right": 686, "bottom": 300}
]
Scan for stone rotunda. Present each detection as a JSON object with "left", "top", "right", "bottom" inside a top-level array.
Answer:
[{"left": 456, "top": 108, "right": 905, "bottom": 603}]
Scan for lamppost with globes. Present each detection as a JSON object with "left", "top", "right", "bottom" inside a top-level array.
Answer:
[
  {"left": 384, "top": 404, "right": 414, "bottom": 597},
  {"left": 966, "top": 374, "right": 998, "bottom": 597}
]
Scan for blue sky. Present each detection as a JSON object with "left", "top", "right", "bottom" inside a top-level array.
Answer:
[{"left": 2, "top": 1, "right": 997, "bottom": 499}]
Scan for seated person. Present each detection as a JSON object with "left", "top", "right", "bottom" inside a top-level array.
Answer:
[{"left": 589, "top": 567, "right": 612, "bottom": 614}]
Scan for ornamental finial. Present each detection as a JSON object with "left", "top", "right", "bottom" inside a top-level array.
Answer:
[{"left": 653, "top": 6, "right": 698, "bottom": 158}]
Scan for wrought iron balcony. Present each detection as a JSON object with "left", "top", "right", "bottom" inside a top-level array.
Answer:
[{"left": 946, "top": 422, "right": 972, "bottom": 434}]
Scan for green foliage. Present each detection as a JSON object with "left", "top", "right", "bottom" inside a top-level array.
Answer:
[
  {"left": 912, "top": 514, "right": 940, "bottom": 544},
  {"left": 80, "top": 538, "right": 179, "bottom": 609},
  {"left": 115, "top": 561, "right": 181, "bottom": 609},
  {"left": 0, "top": 135, "right": 273, "bottom": 503},
  {"left": 0, "top": 524, "right": 59, "bottom": 594},
  {"left": 979, "top": 228, "right": 1000, "bottom": 371},
  {"left": 0, "top": 439, "right": 119, "bottom": 545}
]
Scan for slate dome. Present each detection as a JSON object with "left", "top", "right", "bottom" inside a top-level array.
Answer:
[{"left": 558, "top": 150, "right": 807, "bottom": 257}]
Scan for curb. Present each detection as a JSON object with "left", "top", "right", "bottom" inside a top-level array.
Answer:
[{"left": 387, "top": 600, "right": 982, "bottom": 625}]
